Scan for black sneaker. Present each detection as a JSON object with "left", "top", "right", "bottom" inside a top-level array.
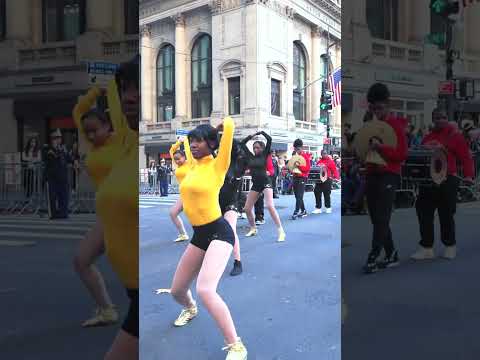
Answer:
[
  {"left": 255, "top": 219, "right": 265, "bottom": 225},
  {"left": 377, "top": 250, "right": 400, "bottom": 269},
  {"left": 230, "top": 260, "right": 243, "bottom": 276},
  {"left": 291, "top": 212, "right": 299, "bottom": 220},
  {"left": 363, "top": 255, "right": 379, "bottom": 274},
  {"left": 299, "top": 210, "right": 308, "bottom": 218}
]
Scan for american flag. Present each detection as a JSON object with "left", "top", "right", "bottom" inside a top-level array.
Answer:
[{"left": 328, "top": 68, "right": 341, "bottom": 108}]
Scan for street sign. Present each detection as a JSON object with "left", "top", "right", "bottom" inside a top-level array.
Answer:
[
  {"left": 439, "top": 80, "right": 455, "bottom": 95},
  {"left": 175, "top": 129, "right": 189, "bottom": 136},
  {"left": 87, "top": 61, "right": 119, "bottom": 87}
]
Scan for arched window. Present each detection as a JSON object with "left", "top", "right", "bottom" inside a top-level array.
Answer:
[
  {"left": 293, "top": 42, "right": 307, "bottom": 121},
  {"left": 191, "top": 34, "right": 212, "bottom": 118},
  {"left": 157, "top": 44, "right": 175, "bottom": 122}
]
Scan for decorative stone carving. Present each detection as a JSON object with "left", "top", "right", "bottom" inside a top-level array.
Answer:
[
  {"left": 312, "top": 25, "right": 324, "bottom": 38},
  {"left": 210, "top": 0, "right": 244, "bottom": 15},
  {"left": 171, "top": 13, "right": 185, "bottom": 26},
  {"left": 140, "top": 24, "right": 151, "bottom": 38}
]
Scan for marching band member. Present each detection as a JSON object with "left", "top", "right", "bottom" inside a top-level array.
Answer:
[
  {"left": 411, "top": 108, "right": 474, "bottom": 261},
  {"left": 312, "top": 150, "right": 339, "bottom": 214},
  {"left": 363, "top": 83, "right": 408, "bottom": 274},
  {"left": 291, "top": 139, "right": 312, "bottom": 219}
]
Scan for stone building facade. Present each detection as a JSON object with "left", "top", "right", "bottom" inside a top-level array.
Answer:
[
  {"left": 343, "top": 0, "right": 480, "bottom": 132},
  {"left": 139, "top": 0, "right": 341, "bottom": 167}
]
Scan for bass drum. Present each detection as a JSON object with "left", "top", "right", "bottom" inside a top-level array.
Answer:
[{"left": 402, "top": 146, "right": 448, "bottom": 185}]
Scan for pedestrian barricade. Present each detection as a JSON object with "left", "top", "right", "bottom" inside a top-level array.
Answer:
[{"left": 0, "top": 162, "right": 95, "bottom": 215}]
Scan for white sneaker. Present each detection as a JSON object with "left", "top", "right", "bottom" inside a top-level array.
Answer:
[
  {"left": 326, "top": 208, "right": 332, "bottom": 214},
  {"left": 312, "top": 208, "right": 322, "bottom": 214},
  {"left": 410, "top": 246, "right": 435, "bottom": 260},
  {"left": 442, "top": 246, "right": 456, "bottom": 260}
]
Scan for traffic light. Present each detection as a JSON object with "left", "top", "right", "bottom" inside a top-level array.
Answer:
[
  {"left": 430, "top": 0, "right": 460, "bottom": 17},
  {"left": 320, "top": 92, "right": 333, "bottom": 111}
]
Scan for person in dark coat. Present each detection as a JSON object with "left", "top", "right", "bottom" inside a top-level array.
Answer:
[
  {"left": 44, "top": 129, "right": 72, "bottom": 219},
  {"left": 157, "top": 158, "right": 169, "bottom": 196}
]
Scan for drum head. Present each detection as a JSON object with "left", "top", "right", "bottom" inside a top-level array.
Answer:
[
  {"left": 319, "top": 165, "right": 328, "bottom": 182},
  {"left": 430, "top": 148, "right": 448, "bottom": 185}
]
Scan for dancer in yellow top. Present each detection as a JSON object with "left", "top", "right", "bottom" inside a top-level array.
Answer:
[
  {"left": 169, "top": 117, "right": 248, "bottom": 360},
  {"left": 168, "top": 137, "right": 193, "bottom": 242},
  {"left": 95, "top": 57, "right": 140, "bottom": 360},
  {"left": 72, "top": 86, "right": 121, "bottom": 328}
]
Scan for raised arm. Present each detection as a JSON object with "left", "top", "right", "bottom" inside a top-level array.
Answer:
[
  {"left": 183, "top": 137, "right": 193, "bottom": 167},
  {"left": 240, "top": 133, "right": 254, "bottom": 157},
  {"left": 215, "top": 117, "right": 235, "bottom": 174},
  {"left": 107, "top": 79, "right": 128, "bottom": 136},
  {"left": 257, "top": 131, "right": 272, "bottom": 156},
  {"left": 169, "top": 140, "right": 182, "bottom": 160},
  {"left": 73, "top": 87, "right": 101, "bottom": 140}
]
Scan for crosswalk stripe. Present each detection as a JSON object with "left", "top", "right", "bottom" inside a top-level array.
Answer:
[
  {"left": 0, "top": 217, "right": 95, "bottom": 225},
  {"left": 0, "top": 224, "right": 90, "bottom": 232},
  {"left": 139, "top": 205, "right": 154, "bottom": 209},
  {"left": 0, "top": 231, "right": 83, "bottom": 240}
]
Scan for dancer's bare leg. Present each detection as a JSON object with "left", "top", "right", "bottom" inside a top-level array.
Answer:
[{"left": 196, "top": 240, "right": 238, "bottom": 344}]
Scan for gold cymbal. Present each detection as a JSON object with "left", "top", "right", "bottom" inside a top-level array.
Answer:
[{"left": 354, "top": 119, "right": 397, "bottom": 165}]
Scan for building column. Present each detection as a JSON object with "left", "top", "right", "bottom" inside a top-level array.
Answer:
[
  {"left": 141, "top": 25, "right": 153, "bottom": 125},
  {"left": 31, "top": 0, "right": 42, "bottom": 45},
  {"left": 466, "top": 4, "right": 480, "bottom": 55},
  {"left": 286, "top": 12, "right": 296, "bottom": 130},
  {"left": 353, "top": 0, "right": 367, "bottom": 25},
  {"left": 173, "top": 14, "right": 188, "bottom": 122},
  {"left": 311, "top": 27, "right": 322, "bottom": 126},
  {"left": 6, "top": 0, "right": 31, "bottom": 41},
  {"left": 408, "top": 0, "right": 430, "bottom": 44},
  {"left": 86, "top": 0, "right": 113, "bottom": 32}
]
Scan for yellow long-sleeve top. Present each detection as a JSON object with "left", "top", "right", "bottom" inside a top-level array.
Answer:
[
  {"left": 96, "top": 79, "right": 138, "bottom": 289},
  {"left": 169, "top": 138, "right": 193, "bottom": 184},
  {"left": 72, "top": 86, "right": 126, "bottom": 189},
  {"left": 179, "top": 117, "right": 234, "bottom": 226}
]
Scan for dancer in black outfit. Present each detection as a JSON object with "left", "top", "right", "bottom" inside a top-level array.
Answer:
[
  {"left": 219, "top": 140, "right": 248, "bottom": 276},
  {"left": 241, "top": 131, "right": 285, "bottom": 242}
]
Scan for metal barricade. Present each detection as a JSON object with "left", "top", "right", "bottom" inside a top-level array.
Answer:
[{"left": 0, "top": 162, "right": 96, "bottom": 215}]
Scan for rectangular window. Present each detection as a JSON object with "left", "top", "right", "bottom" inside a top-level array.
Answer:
[
  {"left": 0, "top": 0, "right": 6, "bottom": 40},
  {"left": 366, "top": 0, "right": 398, "bottom": 41},
  {"left": 42, "top": 0, "right": 85, "bottom": 42},
  {"left": 228, "top": 77, "right": 240, "bottom": 116},
  {"left": 430, "top": 11, "right": 446, "bottom": 50},
  {"left": 271, "top": 79, "right": 281, "bottom": 116},
  {"left": 125, "top": 0, "right": 139, "bottom": 34}
]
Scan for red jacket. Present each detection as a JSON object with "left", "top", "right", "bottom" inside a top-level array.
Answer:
[
  {"left": 367, "top": 115, "right": 408, "bottom": 175},
  {"left": 422, "top": 123, "right": 474, "bottom": 178},
  {"left": 266, "top": 154, "right": 274, "bottom": 177},
  {"left": 294, "top": 151, "right": 312, "bottom": 178},
  {"left": 317, "top": 156, "right": 339, "bottom": 179}
]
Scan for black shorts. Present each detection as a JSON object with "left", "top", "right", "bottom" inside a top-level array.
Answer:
[
  {"left": 251, "top": 176, "right": 272, "bottom": 193},
  {"left": 191, "top": 217, "right": 235, "bottom": 251},
  {"left": 122, "top": 289, "right": 139, "bottom": 338},
  {"left": 219, "top": 179, "right": 241, "bottom": 214}
]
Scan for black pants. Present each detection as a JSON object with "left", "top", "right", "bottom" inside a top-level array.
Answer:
[
  {"left": 314, "top": 179, "right": 332, "bottom": 209},
  {"left": 271, "top": 176, "right": 278, "bottom": 196},
  {"left": 255, "top": 193, "right": 264, "bottom": 220},
  {"left": 293, "top": 177, "right": 306, "bottom": 213},
  {"left": 159, "top": 179, "right": 168, "bottom": 196},
  {"left": 415, "top": 176, "right": 459, "bottom": 248},
  {"left": 47, "top": 179, "right": 69, "bottom": 218},
  {"left": 365, "top": 172, "right": 399, "bottom": 258}
]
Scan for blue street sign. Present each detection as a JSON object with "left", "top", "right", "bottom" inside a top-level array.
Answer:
[
  {"left": 87, "top": 61, "right": 119, "bottom": 75},
  {"left": 175, "top": 129, "right": 189, "bottom": 136}
]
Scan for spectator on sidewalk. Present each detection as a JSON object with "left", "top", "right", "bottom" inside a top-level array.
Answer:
[
  {"left": 157, "top": 158, "right": 169, "bottom": 196},
  {"left": 22, "top": 136, "right": 42, "bottom": 199},
  {"left": 44, "top": 129, "right": 72, "bottom": 219}
]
